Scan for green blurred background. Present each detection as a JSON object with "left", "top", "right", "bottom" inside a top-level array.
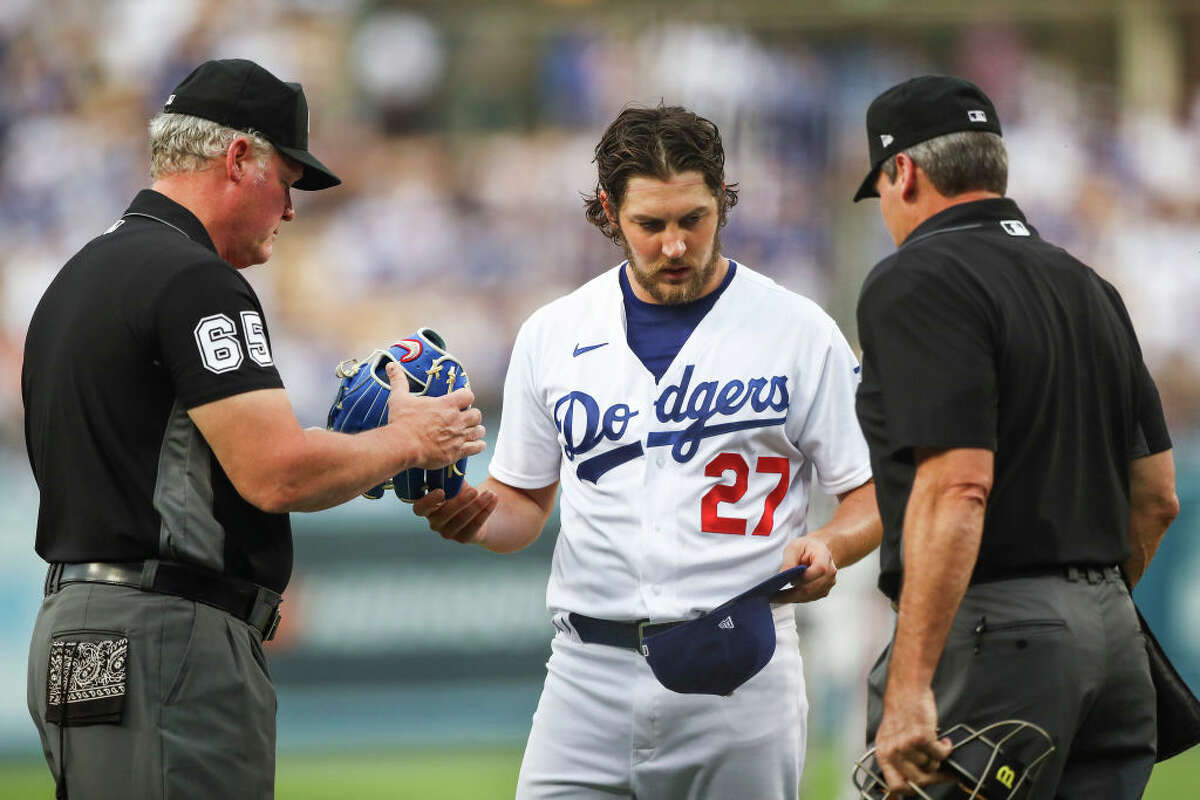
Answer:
[
  {"left": 1, "top": 0, "right": 1198, "bottom": 796},
  {"left": 2, "top": 746, "right": 1199, "bottom": 797}
]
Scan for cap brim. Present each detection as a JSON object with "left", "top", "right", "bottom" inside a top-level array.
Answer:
[
  {"left": 853, "top": 165, "right": 881, "bottom": 202},
  {"left": 278, "top": 144, "right": 341, "bottom": 191},
  {"left": 730, "top": 565, "right": 808, "bottom": 605}
]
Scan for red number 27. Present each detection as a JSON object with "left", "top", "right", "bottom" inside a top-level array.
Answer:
[{"left": 701, "top": 453, "right": 790, "bottom": 536}]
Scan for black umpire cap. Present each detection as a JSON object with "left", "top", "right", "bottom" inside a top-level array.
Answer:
[
  {"left": 163, "top": 58, "right": 341, "bottom": 191},
  {"left": 853, "top": 75, "right": 1001, "bottom": 202}
]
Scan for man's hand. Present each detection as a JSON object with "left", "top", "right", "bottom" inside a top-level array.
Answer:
[
  {"left": 384, "top": 362, "right": 485, "bottom": 469},
  {"left": 412, "top": 481, "right": 498, "bottom": 544},
  {"left": 873, "top": 684, "right": 954, "bottom": 795},
  {"left": 775, "top": 536, "right": 837, "bottom": 603}
]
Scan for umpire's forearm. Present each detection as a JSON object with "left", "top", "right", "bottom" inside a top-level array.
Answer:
[
  {"left": 887, "top": 448, "right": 991, "bottom": 694},
  {"left": 190, "top": 388, "right": 429, "bottom": 514},
  {"left": 273, "top": 426, "right": 426, "bottom": 512},
  {"left": 889, "top": 491, "right": 981, "bottom": 693},
  {"left": 1124, "top": 449, "right": 1179, "bottom": 587}
]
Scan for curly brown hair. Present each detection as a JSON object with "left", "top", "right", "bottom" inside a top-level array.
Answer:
[{"left": 583, "top": 105, "right": 739, "bottom": 244}]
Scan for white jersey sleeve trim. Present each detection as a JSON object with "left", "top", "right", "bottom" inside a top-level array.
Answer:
[
  {"left": 487, "top": 464, "right": 559, "bottom": 491},
  {"left": 818, "top": 464, "right": 875, "bottom": 497}
]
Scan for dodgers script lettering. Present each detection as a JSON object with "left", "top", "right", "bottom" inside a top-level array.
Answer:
[{"left": 554, "top": 364, "right": 789, "bottom": 483}]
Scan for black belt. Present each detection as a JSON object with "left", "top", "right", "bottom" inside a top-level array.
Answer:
[
  {"left": 889, "top": 564, "right": 1124, "bottom": 610},
  {"left": 45, "top": 560, "right": 283, "bottom": 641},
  {"left": 1062, "top": 564, "right": 1123, "bottom": 584},
  {"left": 568, "top": 613, "right": 685, "bottom": 652},
  {"left": 973, "top": 563, "right": 1124, "bottom": 586}
]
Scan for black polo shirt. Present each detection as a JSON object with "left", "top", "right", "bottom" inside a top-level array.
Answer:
[
  {"left": 855, "top": 197, "right": 1171, "bottom": 602},
  {"left": 23, "top": 190, "right": 292, "bottom": 592}
]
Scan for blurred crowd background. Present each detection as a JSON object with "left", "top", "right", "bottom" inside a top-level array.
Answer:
[{"left": 1, "top": 0, "right": 1198, "bottom": 796}]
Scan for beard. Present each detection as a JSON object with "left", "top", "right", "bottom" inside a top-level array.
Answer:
[{"left": 624, "top": 230, "right": 723, "bottom": 306}]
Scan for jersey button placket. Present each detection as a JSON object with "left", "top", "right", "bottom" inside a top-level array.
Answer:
[
  {"left": 642, "top": 432, "right": 669, "bottom": 616},
  {"left": 635, "top": 432, "right": 665, "bottom": 770}
]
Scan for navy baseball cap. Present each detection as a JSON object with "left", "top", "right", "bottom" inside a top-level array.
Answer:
[
  {"left": 641, "top": 565, "right": 807, "bottom": 696},
  {"left": 853, "top": 75, "right": 1001, "bottom": 202},
  {"left": 163, "top": 59, "right": 340, "bottom": 191}
]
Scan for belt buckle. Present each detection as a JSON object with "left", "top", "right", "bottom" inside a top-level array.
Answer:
[
  {"left": 637, "top": 620, "right": 652, "bottom": 656},
  {"left": 44, "top": 563, "right": 64, "bottom": 597},
  {"left": 263, "top": 608, "right": 282, "bottom": 642},
  {"left": 249, "top": 585, "right": 283, "bottom": 642}
]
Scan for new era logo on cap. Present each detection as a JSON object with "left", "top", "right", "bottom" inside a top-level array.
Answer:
[
  {"left": 968, "top": 109, "right": 988, "bottom": 122},
  {"left": 880, "top": 134, "right": 894, "bottom": 147}
]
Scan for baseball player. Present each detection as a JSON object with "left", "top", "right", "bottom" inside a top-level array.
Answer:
[
  {"left": 22, "top": 59, "right": 483, "bottom": 799},
  {"left": 415, "top": 105, "right": 882, "bottom": 798}
]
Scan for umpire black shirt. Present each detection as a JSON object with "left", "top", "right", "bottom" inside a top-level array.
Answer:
[
  {"left": 855, "top": 198, "right": 1171, "bottom": 602},
  {"left": 23, "top": 190, "right": 292, "bottom": 592}
]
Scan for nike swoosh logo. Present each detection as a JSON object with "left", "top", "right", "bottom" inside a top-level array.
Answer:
[{"left": 573, "top": 342, "right": 609, "bottom": 357}]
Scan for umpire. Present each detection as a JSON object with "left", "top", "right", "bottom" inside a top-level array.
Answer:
[
  {"left": 22, "top": 59, "right": 484, "bottom": 799},
  {"left": 853, "top": 75, "right": 1178, "bottom": 798}
]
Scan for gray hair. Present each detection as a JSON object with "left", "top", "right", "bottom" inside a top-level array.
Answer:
[
  {"left": 148, "top": 113, "right": 275, "bottom": 181},
  {"left": 881, "top": 131, "right": 1008, "bottom": 196}
]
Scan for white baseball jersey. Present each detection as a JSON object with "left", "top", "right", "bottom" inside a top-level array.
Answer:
[{"left": 490, "top": 261, "right": 871, "bottom": 621}]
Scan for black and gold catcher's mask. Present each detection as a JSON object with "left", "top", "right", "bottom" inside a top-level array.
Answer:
[{"left": 852, "top": 719, "right": 1056, "bottom": 800}]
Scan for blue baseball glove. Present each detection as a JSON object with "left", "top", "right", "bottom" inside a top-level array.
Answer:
[
  {"left": 326, "top": 328, "right": 470, "bottom": 501},
  {"left": 389, "top": 329, "right": 471, "bottom": 503}
]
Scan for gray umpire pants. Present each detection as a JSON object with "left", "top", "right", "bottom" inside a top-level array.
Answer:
[
  {"left": 867, "top": 568, "right": 1156, "bottom": 799},
  {"left": 27, "top": 582, "right": 277, "bottom": 799}
]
